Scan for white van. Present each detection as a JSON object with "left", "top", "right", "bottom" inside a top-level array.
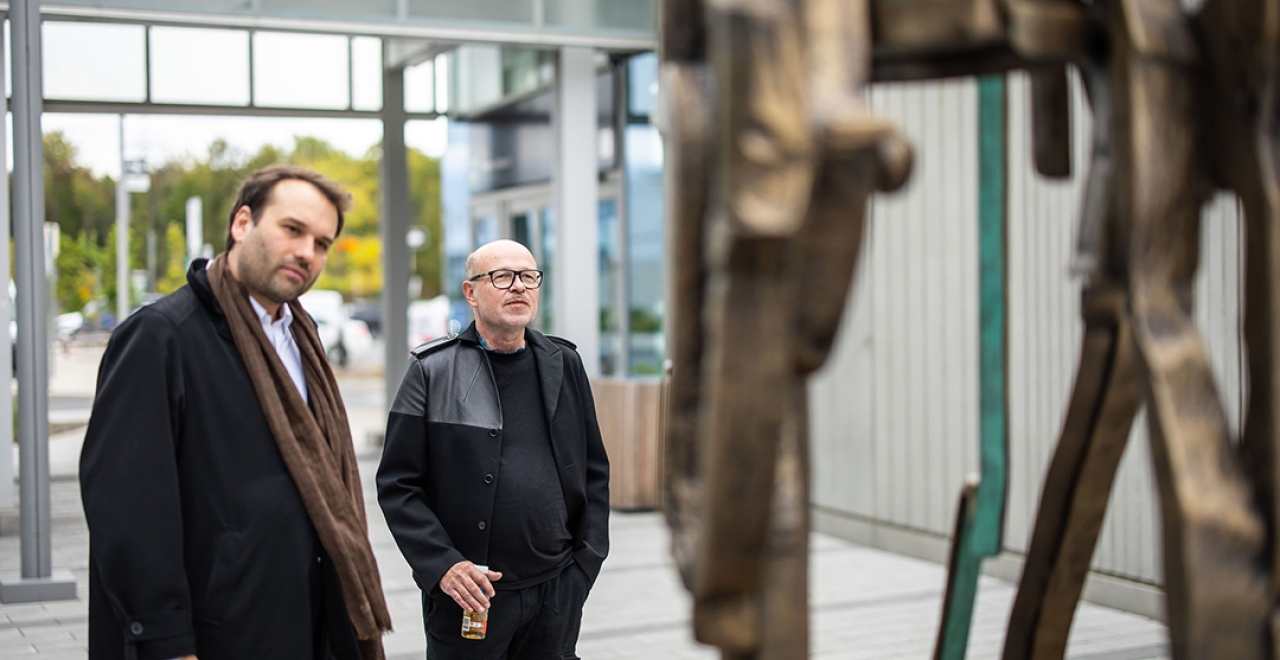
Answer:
[{"left": 408, "top": 295, "right": 451, "bottom": 352}]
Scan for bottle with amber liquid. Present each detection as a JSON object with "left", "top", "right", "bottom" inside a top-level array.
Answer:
[{"left": 461, "top": 565, "right": 490, "bottom": 640}]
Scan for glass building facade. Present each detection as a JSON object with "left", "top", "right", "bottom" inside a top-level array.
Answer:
[{"left": 440, "top": 47, "right": 663, "bottom": 377}]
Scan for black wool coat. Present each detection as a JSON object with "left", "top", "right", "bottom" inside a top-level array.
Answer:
[
  {"left": 79, "top": 261, "right": 359, "bottom": 660},
  {"left": 377, "top": 323, "right": 610, "bottom": 597}
]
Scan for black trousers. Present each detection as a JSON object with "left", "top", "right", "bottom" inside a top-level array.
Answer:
[{"left": 424, "top": 564, "right": 590, "bottom": 660}]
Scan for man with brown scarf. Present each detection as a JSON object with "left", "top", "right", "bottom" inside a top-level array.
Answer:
[{"left": 80, "top": 165, "right": 392, "bottom": 660}]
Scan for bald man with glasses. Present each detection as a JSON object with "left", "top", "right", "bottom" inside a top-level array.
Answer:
[{"left": 377, "top": 239, "right": 610, "bottom": 660}]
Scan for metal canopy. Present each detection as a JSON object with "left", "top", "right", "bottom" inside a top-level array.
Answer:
[
  {"left": 12, "top": 0, "right": 655, "bottom": 51},
  {"left": 1, "top": 0, "right": 631, "bottom": 605}
]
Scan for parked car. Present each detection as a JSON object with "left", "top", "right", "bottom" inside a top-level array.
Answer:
[
  {"left": 55, "top": 311, "right": 84, "bottom": 342},
  {"left": 348, "top": 300, "right": 382, "bottom": 338},
  {"left": 298, "top": 289, "right": 371, "bottom": 367}
]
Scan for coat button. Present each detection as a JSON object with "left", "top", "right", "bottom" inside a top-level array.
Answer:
[
  {"left": 478, "top": 521, "right": 486, "bottom": 530},
  {"left": 489, "top": 428, "right": 498, "bottom": 437},
  {"left": 130, "top": 622, "right": 143, "bottom": 635},
  {"left": 484, "top": 474, "right": 494, "bottom": 484}
]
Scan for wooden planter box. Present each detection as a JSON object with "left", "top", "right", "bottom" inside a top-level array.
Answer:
[{"left": 590, "top": 377, "right": 665, "bottom": 511}]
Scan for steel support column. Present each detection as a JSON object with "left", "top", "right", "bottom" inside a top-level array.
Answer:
[
  {"left": 381, "top": 46, "right": 412, "bottom": 412},
  {"left": 0, "top": 0, "right": 76, "bottom": 604},
  {"left": 553, "top": 46, "right": 601, "bottom": 375},
  {"left": 0, "top": 18, "right": 14, "bottom": 513},
  {"left": 116, "top": 116, "right": 129, "bottom": 323}
]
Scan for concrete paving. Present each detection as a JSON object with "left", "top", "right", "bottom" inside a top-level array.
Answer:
[{"left": 0, "top": 344, "right": 1170, "bottom": 659}]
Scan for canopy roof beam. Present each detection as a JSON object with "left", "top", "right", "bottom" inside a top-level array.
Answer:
[{"left": 17, "top": 3, "right": 655, "bottom": 52}]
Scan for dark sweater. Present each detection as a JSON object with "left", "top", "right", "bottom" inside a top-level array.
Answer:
[{"left": 485, "top": 347, "right": 573, "bottom": 589}]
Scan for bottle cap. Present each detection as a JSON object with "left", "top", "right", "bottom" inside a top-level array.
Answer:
[{"left": 475, "top": 564, "right": 489, "bottom": 574}]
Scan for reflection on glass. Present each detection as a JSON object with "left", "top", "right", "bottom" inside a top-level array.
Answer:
[
  {"left": 150, "top": 27, "right": 250, "bottom": 106},
  {"left": 253, "top": 32, "right": 350, "bottom": 109},
  {"left": 599, "top": 199, "right": 622, "bottom": 376},
  {"left": 44, "top": 22, "right": 146, "bottom": 102}
]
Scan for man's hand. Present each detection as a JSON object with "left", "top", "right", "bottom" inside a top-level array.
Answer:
[{"left": 439, "top": 562, "right": 503, "bottom": 612}]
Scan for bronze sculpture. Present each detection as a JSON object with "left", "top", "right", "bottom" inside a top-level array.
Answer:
[{"left": 659, "top": 0, "right": 1280, "bottom": 658}]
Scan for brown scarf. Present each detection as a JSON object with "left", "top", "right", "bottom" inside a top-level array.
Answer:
[{"left": 207, "top": 255, "right": 392, "bottom": 659}]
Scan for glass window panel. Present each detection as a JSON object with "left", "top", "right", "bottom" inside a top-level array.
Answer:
[
  {"left": 599, "top": 199, "right": 622, "bottom": 375},
  {"left": 49, "top": 0, "right": 249, "bottom": 10},
  {"left": 628, "top": 52, "right": 659, "bottom": 118},
  {"left": 452, "top": 46, "right": 503, "bottom": 114},
  {"left": 625, "top": 125, "right": 665, "bottom": 375},
  {"left": 501, "top": 48, "right": 554, "bottom": 97},
  {"left": 261, "top": 0, "right": 398, "bottom": 21},
  {"left": 435, "top": 54, "right": 451, "bottom": 114},
  {"left": 253, "top": 32, "right": 349, "bottom": 109},
  {"left": 405, "top": 59, "right": 436, "bottom": 114},
  {"left": 540, "top": 207, "right": 556, "bottom": 332},
  {"left": 512, "top": 212, "right": 532, "bottom": 251},
  {"left": 543, "top": 0, "right": 656, "bottom": 32},
  {"left": 44, "top": 22, "right": 146, "bottom": 102},
  {"left": 474, "top": 215, "right": 498, "bottom": 248},
  {"left": 409, "top": 0, "right": 534, "bottom": 24},
  {"left": 406, "top": 117, "right": 449, "bottom": 158},
  {"left": 5, "top": 22, "right": 10, "bottom": 99},
  {"left": 442, "top": 121, "right": 474, "bottom": 330},
  {"left": 150, "top": 27, "right": 250, "bottom": 106},
  {"left": 352, "top": 37, "right": 383, "bottom": 112}
]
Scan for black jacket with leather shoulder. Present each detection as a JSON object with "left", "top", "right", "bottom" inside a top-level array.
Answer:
[{"left": 376, "top": 322, "right": 610, "bottom": 594}]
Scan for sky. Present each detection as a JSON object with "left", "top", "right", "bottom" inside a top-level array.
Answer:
[{"left": 32, "top": 20, "right": 449, "bottom": 178}]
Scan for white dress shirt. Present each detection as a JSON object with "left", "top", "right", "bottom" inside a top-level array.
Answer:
[{"left": 248, "top": 296, "right": 308, "bottom": 404}]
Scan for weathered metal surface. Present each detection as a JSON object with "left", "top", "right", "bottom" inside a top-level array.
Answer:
[
  {"left": 660, "top": 0, "right": 1280, "bottom": 658},
  {"left": 1002, "top": 287, "right": 1142, "bottom": 659}
]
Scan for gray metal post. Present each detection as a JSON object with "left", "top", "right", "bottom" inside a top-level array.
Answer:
[
  {"left": 0, "top": 0, "right": 77, "bottom": 603},
  {"left": 186, "top": 196, "right": 203, "bottom": 266},
  {"left": 117, "top": 115, "right": 129, "bottom": 323},
  {"left": 381, "top": 45, "right": 411, "bottom": 415},
  {"left": 554, "top": 46, "right": 601, "bottom": 376},
  {"left": 0, "top": 21, "right": 14, "bottom": 513}
]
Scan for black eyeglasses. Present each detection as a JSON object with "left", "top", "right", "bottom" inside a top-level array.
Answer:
[{"left": 468, "top": 269, "right": 544, "bottom": 290}]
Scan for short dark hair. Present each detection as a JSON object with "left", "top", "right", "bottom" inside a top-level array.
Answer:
[{"left": 223, "top": 165, "right": 352, "bottom": 252}]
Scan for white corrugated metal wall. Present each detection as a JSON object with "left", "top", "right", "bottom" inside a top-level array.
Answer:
[{"left": 809, "top": 71, "right": 1245, "bottom": 616}]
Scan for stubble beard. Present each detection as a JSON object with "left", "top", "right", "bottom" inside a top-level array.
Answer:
[{"left": 236, "top": 235, "right": 315, "bottom": 305}]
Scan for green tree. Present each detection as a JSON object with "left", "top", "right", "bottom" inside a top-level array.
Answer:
[
  {"left": 157, "top": 223, "right": 189, "bottom": 294},
  {"left": 44, "top": 132, "right": 115, "bottom": 240},
  {"left": 42, "top": 132, "right": 445, "bottom": 309},
  {"left": 55, "top": 232, "right": 108, "bottom": 312},
  {"left": 409, "top": 148, "right": 444, "bottom": 299}
]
